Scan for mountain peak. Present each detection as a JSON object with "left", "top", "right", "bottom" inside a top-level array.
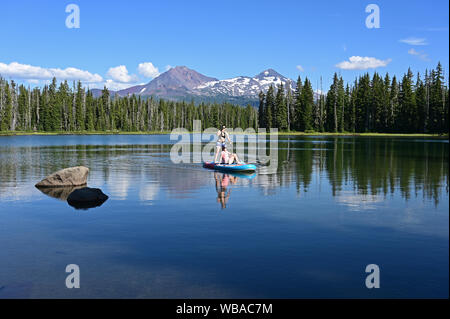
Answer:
[
  {"left": 110, "top": 66, "right": 296, "bottom": 106},
  {"left": 115, "top": 65, "right": 217, "bottom": 97},
  {"left": 255, "top": 68, "right": 285, "bottom": 79},
  {"left": 156, "top": 65, "right": 217, "bottom": 89},
  {"left": 169, "top": 65, "right": 189, "bottom": 71}
]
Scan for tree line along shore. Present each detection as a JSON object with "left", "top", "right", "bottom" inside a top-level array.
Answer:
[
  {"left": 0, "top": 131, "right": 447, "bottom": 138},
  {"left": 0, "top": 63, "right": 448, "bottom": 135}
]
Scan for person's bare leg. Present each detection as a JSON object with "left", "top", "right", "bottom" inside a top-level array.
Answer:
[
  {"left": 229, "top": 154, "right": 239, "bottom": 164},
  {"left": 214, "top": 146, "right": 221, "bottom": 163},
  {"left": 229, "top": 154, "right": 240, "bottom": 164}
]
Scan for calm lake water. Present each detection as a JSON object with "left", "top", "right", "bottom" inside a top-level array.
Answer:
[{"left": 0, "top": 134, "right": 448, "bottom": 298}]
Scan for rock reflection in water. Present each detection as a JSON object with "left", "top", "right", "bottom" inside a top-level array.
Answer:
[
  {"left": 36, "top": 185, "right": 108, "bottom": 210},
  {"left": 35, "top": 185, "right": 85, "bottom": 201},
  {"left": 67, "top": 187, "right": 109, "bottom": 210}
]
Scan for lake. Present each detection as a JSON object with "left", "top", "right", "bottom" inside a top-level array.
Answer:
[{"left": 0, "top": 134, "right": 448, "bottom": 298}]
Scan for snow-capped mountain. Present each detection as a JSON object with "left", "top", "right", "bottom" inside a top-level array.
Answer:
[
  {"left": 192, "top": 69, "right": 296, "bottom": 98},
  {"left": 92, "top": 66, "right": 298, "bottom": 105},
  {"left": 119, "top": 66, "right": 218, "bottom": 97}
]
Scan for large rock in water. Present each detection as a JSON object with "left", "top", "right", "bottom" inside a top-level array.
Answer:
[
  {"left": 67, "top": 187, "right": 109, "bottom": 210},
  {"left": 35, "top": 166, "right": 89, "bottom": 187}
]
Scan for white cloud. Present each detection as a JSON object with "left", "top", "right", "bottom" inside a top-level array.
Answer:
[
  {"left": 296, "top": 65, "right": 304, "bottom": 72},
  {"left": 26, "top": 79, "right": 40, "bottom": 84},
  {"left": 95, "top": 79, "right": 146, "bottom": 91},
  {"left": 103, "top": 79, "right": 133, "bottom": 91},
  {"left": 106, "top": 65, "right": 137, "bottom": 83},
  {"left": 107, "top": 170, "right": 130, "bottom": 200},
  {"left": 399, "top": 37, "right": 428, "bottom": 46},
  {"left": 0, "top": 61, "right": 103, "bottom": 83},
  {"left": 335, "top": 56, "right": 392, "bottom": 70},
  {"left": 335, "top": 192, "right": 384, "bottom": 211},
  {"left": 408, "top": 48, "right": 430, "bottom": 61},
  {"left": 139, "top": 182, "right": 160, "bottom": 202},
  {"left": 165, "top": 65, "right": 173, "bottom": 71},
  {"left": 138, "top": 62, "right": 160, "bottom": 78}
]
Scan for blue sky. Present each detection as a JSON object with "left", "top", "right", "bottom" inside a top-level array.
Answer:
[{"left": 0, "top": 0, "right": 448, "bottom": 91}]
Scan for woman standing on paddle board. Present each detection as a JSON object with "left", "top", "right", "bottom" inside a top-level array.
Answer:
[{"left": 214, "top": 125, "right": 232, "bottom": 163}]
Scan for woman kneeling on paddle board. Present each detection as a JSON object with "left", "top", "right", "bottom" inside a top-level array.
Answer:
[{"left": 220, "top": 145, "right": 242, "bottom": 164}]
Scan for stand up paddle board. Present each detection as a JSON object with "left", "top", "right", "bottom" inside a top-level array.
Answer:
[{"left": 203, "top": 162, "right": 257, "bottom": 173}]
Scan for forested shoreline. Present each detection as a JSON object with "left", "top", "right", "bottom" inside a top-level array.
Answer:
[
  {"left": 260, "top": 62, "right": 448, "bottom": 134},
  {"left": 0, "top": 63, "right": 448, "bottom": 134}
]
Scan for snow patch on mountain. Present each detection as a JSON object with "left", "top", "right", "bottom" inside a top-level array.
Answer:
[{"left": 193, "top": 69, "right": 295, "bottom": 98}]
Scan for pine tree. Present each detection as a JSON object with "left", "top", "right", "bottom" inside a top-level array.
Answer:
[
  {"left": 349, "top": 81, "right": 357, "bottom": 132},
  {"left": 58, "top": 80, "right": 70, "bottom": 130},
  {"left": 343, "top": 84, "right": 352, "bottom": 132},
  {"left": 40, "top": 85, "right": 51, "bottom": 131},
  {"left": 258, "top": 91, "right": 265, "bottom": 129},
  {"left": 371, "top": 73, "right": 384, "bottom": 132},
  {"left": 429, "top": 62, "right": 445, "bottom": 133},
  {"left": 275, "top": 83, "right": 288, "bottom": 130},
  {"left": 286, "top": 85, "right": 293, "bottom": 131},
  {"left": 85, "top": 89, "right": 95, "bottom": 131},
  {"left": 265, "top": 85, "right": 274, "bottom": 128},
  {"left": 415, "top": 73, "right": 426, "bottom": 133},
  {"left": 293, "top": 76, "right": 302, "bottom": 131},
  {"left": 75, "top": 81, "right": 85, "bottom": 131},
  {"left": 325, "top": 73, "right": 342, "bottom": 132},
  {"left": 389, "top": 76, "right": 399, "bottom": 132},
  {"left": 48, "top": 77, "right": 60, "bottom": 131},
  {"left": 355, "top": 74, "right": 371, "bottom": 132},
  {"left": 398, "top": 69, "right": 416, "bottom": 133},
  {"left": 382, "top": 73, "right": 391, "bottom": 132},
  {"left": 299, "top": 78, "right": 314, "bottom": 131},
  {"left": 17, "top": 85, "right": 28, "bottom": 130},
  {"left": 1, "top": 82, "right": 12, "bottom": 131},
  {"left": 337, "top": 76, "right": 345, "bottom": 132}
]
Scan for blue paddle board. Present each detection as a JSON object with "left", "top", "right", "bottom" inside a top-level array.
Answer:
[{"left": 203, "top": 162, "right": 257, "bottom": 172}]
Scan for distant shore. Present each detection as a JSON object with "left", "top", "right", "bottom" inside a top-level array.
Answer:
[{"left": 0, "top": 131, "right": 448, "bottom": 139}]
